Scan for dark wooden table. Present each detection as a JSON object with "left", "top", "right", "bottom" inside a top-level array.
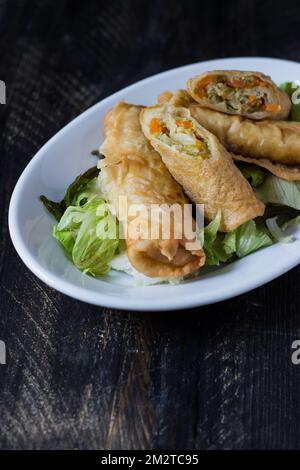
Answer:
[{"left": 1, "top": 0, "right": 300, "bottom": 450}]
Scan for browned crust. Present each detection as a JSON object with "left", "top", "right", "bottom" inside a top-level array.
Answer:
[
  {"left": 157, "top": 89, "right": 195, "bottom": 107},
  {"left": 157, "top": 91, "right": 174, "bottom": 105}
]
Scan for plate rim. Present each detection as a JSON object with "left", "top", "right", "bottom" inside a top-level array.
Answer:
[{"left": 8, "top": 56, "right": 300, "bottom": 311}]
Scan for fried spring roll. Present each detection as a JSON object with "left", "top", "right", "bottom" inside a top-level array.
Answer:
[
  {"left": 159, "top": 90, "right": 300, "bottom": 180},
  {"left": 187, "top": 70, "right": 291, "bottom": 120},
  {"left": 99, "top": 102, "right": 205, "bottom": 278},
  {"left": 189, "top": 105, "right": 300, "bottom": 165},
  {"left": 140, "top": 104, "right": 265, "bottom": 232}
]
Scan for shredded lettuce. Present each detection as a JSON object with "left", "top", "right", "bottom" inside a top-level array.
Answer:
[
  {"left": 203, "top": 212, "right": 272, "bottom": 265},
  {"left": 255, "top": 174, "right": 300, "bottom": 210},
  {"left": 223, "top": 220, "right": 272, "bottom": 258},
  {"left": 282, "top": 215, "right": 300, "bottom": 231},
  {"left": 266, "top": 216, "right": 295, "bottom": 244},
  {"left": 41, "top": 166, "right": 122, "bottom": 277},
  {"left": 203, "top": 212, "right": 232, "bottom": 265},
  {"left": 53, "top": 195, "right": 121, "bottom": 276},
  {"left": 280, "top": 82, "right": 300, "bottom": 121},
  {"left": 204, "top": 170, "right": 300, "bottom": 264}
]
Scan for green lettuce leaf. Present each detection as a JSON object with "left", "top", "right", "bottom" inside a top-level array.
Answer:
[
  {"left": 63, "top": 166, "right": 100, "bottom": 207},
  {"left": 203, "top": 212, "right": 232, "bottom": 265},
  {"left": 91, "top": 149, "right": 105, "bottom": 159},
  {"left": 280, "top": 82, "right": 300, "bottom": 121},
  {"left": 255, "top": 174, "right": 300, "bottom": 210},
  {"left": 203, "top": 212, "right": 273, "bottom": 265},
  {"left": 223, "top": 220, "right": 272, "bottom": 258},
  {"left": 40, "top": 166, "right": 100, "bottom": 220},
  {"left": 266, "top": 216, "right": 295, "bottom": 244},
  {"left": 237, "top": 163, "right": 265, "bottom": 188},
  {"left": 282, "top": 215, "right": 300, "bottom": 231},
  {"left": 53, "top": 195, "right": 121, "bottom": 276},
  {"left": 39, "top": 196, "right": 65, "bottom": 221}
]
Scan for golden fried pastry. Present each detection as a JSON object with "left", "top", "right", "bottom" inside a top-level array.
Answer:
[
  {"left": 140, "top": 104, "right": 265, "bottom": 232},
  {"left": 99, "top": 102, "right": 205, "bottom": 278}
]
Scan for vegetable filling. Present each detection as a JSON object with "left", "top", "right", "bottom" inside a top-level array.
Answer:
[
  {"left": 195, "top": 75, "right": 281, "bottom": 114},
  {"left": 149, "top": 116, "right": 210, "bottom": 157}
]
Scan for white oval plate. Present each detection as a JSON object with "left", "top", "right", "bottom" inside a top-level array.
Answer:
[{"left": 9, "top": 57, "right": 300, "bottom": 311}]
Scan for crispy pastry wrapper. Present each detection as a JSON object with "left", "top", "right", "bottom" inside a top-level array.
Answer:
[
  {"left": 158, "top": 90, "right": 300, "bottom": 180},
  {"left": 189, "top": 105, "right": 300, "bottom": 165},
  {"left": 232, "top": 154, "right": 300, "bottom": 182},
  {"left": 140, "top": 104, "right": 265, "bottom": 232},
  {"left": 187, "top": 70, "right": 291, "bottom": 120},
  {"left": 99, "top": 102, "right": 205, "bottom": 278},
  {"left": 157, "top": 89, "right": 194, "bottom": 107}
]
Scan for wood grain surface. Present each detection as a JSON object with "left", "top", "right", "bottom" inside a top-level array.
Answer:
[{"left": 0, "top": 0, "right": 300, "bottom": 450}]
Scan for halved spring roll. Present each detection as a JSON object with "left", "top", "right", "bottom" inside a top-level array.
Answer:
[
  {"left": 99, "top": 101, "right": 205, "bottom": 278},
  {"left": 159, "top": 90, "right": 300, "bottom": 181},
  {"left": 187, "top": 70, "right": 291, "bottom": 120},
  {"left": 189, "top": 104, "right": 300, "bottom": 165},
  {"left": 140, "top": 104, "right": 265, "bottom": 232}
]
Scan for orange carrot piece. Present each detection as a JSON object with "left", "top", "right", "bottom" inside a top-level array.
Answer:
[
  {"left": 247, "top": 95, "right": 257, "bottom": 103},
  {"left": 227, "top": 77, "right": 245, "bottom": 88},
  {"left": 195, "top": 138, "right": 204, "bottom": 149},
  {"left": 265, "top": 103, "right": 281, "bottom": 112},
  {"left": 150, "top": 118, "right": 163, "bottom": 134},
  {"left": 244, "top": 78, "right": 267, "bottom": 88},
  {"left": 196, "top": 76, "right": 213, "bottom": 97},
  {"left": 176, "top": 120, "right": 192, "bottom": 129}
]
